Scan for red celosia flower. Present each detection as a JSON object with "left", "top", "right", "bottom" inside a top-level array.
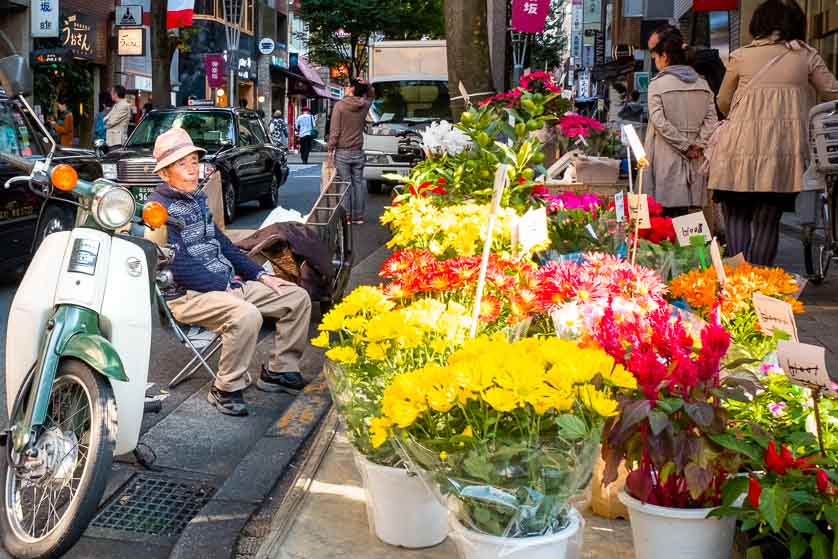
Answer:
[
  {"left": 748, "top": 477, "right": 762, "bottom": 508},
  {"left": 765, "top": 441, "right": 791, "bottom": 476},
  {"left": 817, "top": 469, "right": 830, "bottom": 493}
]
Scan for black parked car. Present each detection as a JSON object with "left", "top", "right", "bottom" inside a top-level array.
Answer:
[
  {"left": 100, "top": 106, "right": 290, "bottom": 223},
  {"left": 0, "top": 92, "right": 100, "bottom": 276}
]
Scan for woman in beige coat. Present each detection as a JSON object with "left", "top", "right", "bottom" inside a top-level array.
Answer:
[
  {"left": 645, "top": 27, "right": 718, "bottom": 216},
  {"left": 708, "top": 0, "right": 838, "bottom": 265}
]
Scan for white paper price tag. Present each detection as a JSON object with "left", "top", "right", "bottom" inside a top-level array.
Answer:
[
  {"left": 752, "top": 292, "right": 799, "bottom": 342},
  {"left": 517, "top": 207, "right": 549, "bottom": 255},
  {"left": 791, "top": 273, "right": 808, "bottom": 299},
  {"left": 710, "top": 237, "right": 726, "bottom": 287},
  {"left": 458, "top": 81, "right": 471, "bottom": 106},
  {"left": 672, "top": 212, "right": 712, "bottom": 246},
  {"left": 622, "top": 124, "right": 647, "bottom": 164},
  {"left": 614, "top": 192, "right": 625, "bottom": 223},
  {"left": 777, "top": 340, "right": 833, "bottom": 390},
  {"left": 627, "top": 193, "right": 650, "bottom": 229}
]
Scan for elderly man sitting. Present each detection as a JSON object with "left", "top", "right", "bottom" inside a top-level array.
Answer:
[{"left": 149, "top": 128, "right": 311, "bottom": 416}]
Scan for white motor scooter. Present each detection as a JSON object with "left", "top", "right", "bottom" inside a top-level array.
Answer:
[{"left": 0, "top": 55, "right": 170, "bottom": 558}]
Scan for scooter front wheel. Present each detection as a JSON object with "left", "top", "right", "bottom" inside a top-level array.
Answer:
[{"left": 0, "top": 359, "right": 117, "bottom": 559}]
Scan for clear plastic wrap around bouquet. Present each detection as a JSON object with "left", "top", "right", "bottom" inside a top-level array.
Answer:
[{"left": 370, "top": 334, "right": 637, "bottom": 539}]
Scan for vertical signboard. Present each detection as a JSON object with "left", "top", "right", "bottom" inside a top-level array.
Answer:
[
  {"left": 571, "top": 0, "right": 584, "bottom": 62},
  {"left": 32, "top": 0, "right": 60, "bottom": 38},
  {"left": 205, "top": 53, "right": 226, "bottom": 88},
  {"left": 511, "top": 0, "right": 551, "bottom": 33}
]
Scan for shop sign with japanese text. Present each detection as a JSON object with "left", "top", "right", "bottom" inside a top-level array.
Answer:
[
  {"left": 205, "top": 54, "right": 225, "bottom": 88},
  {"left": 32, "top": 0, "right": 60, "bottom": 38},
  {"left": 511, "top": 0, "right": 550, "bottom": 33},
  {"left": 61, "top": 14, "right": 96, "bottom": 60}
]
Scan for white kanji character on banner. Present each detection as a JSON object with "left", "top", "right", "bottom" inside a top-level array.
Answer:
[{"left": 523, "top": 1, "right": 538, "bottom": 14}]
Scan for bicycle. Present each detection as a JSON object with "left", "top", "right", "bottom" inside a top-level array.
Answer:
[{"left": 803, "top": 101, "right": 838, "bottom": 283}]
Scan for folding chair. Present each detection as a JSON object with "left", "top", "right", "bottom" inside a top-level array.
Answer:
[
  {"left": 156, "top": 285, "right": 223, "bottom": 388},
  {"left": 145, "top": 224, "right": 223, "bottom": 389}
]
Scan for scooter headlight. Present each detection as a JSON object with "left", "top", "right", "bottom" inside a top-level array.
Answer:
[{"left": 91, "top": 185, "right": 135, "bottom": 229}]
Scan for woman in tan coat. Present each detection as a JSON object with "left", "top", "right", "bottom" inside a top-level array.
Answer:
[
  {"left": 645, "top": 27, "right": 718, "bottom": 216},
  {"left": 708, "top": 0, "right": 838, "bottom": 265}
]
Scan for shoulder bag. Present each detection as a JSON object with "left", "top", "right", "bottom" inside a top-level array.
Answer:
[{"left": 701, "top": 50, "right": 790, "bottom": 177}]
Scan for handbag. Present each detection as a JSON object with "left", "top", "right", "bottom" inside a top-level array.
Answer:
[
  {"left": 309, "top": 115, "right": 319, "bottom": 140},
  {"left": 701, "top": 50, "right": 790, "bottom": 177}
]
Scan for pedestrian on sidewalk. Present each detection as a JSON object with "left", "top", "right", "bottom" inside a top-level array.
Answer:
[
  {"left": 269, "top": 109, "right": 289, "bottom": 148},
  {"left": 104, "top": 85, "right": 131, "bottom": 148},
  {"left": 708, "top": 0, "right": 838, "bottom": 266},
  {"left": 328, "top": 79, "right": 374, "bottom": 224},
  {"left": 645, "top": 27, "right": 718, "bottom": 217},
  {"left": 48, "top": 100, "right": 74, "bottom": 147},
  {"left": 148, "top": 128, "right": 312, "bottom": 417},
  {"left": 295, "top": 106, "right": 316, "bottom": 164}
]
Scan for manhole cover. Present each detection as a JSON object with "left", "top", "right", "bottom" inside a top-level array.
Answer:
[{"left": 91, "top": 475, "right": 214, "bottom": 537}]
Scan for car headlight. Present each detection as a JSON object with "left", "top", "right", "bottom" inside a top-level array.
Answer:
[
  {"left": 91, "top": 185, "right": 135, "bottom": 229},
  {"left": 199, "top": 162, "right": 216, "bottom": 180},
  {"left": 365, "top": 152, "right": 390, "bottom": 165},
  {"left": 101, "top": 163, "right": 117, "bottom": 180}
]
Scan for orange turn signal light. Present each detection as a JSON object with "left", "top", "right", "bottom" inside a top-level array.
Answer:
[
  {"left": 51, "top": 164, "right": 78, "bottom": 192},
  {"left": 142, "top": 201, "right": 168, "bottom": 229}
]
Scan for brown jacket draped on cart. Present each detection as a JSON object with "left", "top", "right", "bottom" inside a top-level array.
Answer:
[{"left": 644, "top": 65, "right": 718, "bottom": 210}]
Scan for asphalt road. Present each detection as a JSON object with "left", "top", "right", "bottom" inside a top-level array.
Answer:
[{"left": 0, "top": 163, "right": 391, "bottom": 431}]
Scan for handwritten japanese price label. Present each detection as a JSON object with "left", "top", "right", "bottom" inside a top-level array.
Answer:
[
  {"left": 672, "top": 212, "right": 712, "bottom": 246},
  {"left": 614, "top": 192, "right": 625, "bottom": 223},
  {"left": 710, "top": 237, "right": 726, "bottom": 287},
  {"left": 516, "top": 207, "right": 549, "bottom": 255},
  {"left": 627, "top": 193, "right": 650, "bottom": 229},
  {"left": 752, "top": 292, "right": 799, "bottom": 342},
  {"left": 777, "top": 340, "right": 834, "bottom": 390}
]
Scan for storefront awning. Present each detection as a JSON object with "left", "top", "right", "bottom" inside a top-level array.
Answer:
[{"left": 296, "top": 56, "right": 326, "bottom": 87}]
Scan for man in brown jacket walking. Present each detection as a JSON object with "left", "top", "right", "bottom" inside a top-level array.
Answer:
[{"left": 328, "top": 80, "right": 373, "bottom": 224}]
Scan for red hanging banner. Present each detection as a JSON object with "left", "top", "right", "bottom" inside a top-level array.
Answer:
[
  {"left": 205, "top": 54, "right": 226, "bottom": 89},
  {"left": 511, "top": 0, "right": 551, "bottom": 33},
  {"left": 693, "top": 0, "right": 738, "bottom": 12}
]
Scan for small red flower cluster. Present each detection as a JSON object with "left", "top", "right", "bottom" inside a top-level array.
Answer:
[
  {"left": 407, "top": 178, "right": 448, "bottom": 198},
  {"left": 479, "top": 89, "right": 523, "bottom": 109},
  {"left": 379, "top": 249, "right": 538, "bottom": 324},
  {"left": 747, "top": 441, "right": 832, "bottom": 508},
  {"left": 518, "top": 71, "right": 562, "bottom": 94},
  {"left": 557, "top": 113, "right": 606, "bottom": 139}
]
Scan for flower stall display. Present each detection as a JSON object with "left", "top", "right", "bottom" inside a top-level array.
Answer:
[
  {"left": 381, "top": 196, "right": 539, "bottom": 259},
  {"left": 371, "top": 334, "right": 635, "bottom": 558},
  {"left": 600, "top": 311, "right": 749, "bottom": 559},
  {"left": 314, "top": 287, "right": 470, "bottom": 547},
  {"left": 670, "top": 262, "right": 803, "bottom": 361},
  {"left": 711, "top": 439, "right": 837, "bottom": 559},
  {"left": 533, "top": 191, "right": 619, "bottom": 257}
]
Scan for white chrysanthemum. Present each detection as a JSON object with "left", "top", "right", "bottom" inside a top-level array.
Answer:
[{"left": 420, "top": 120, "right": 472, "bottom": 156}]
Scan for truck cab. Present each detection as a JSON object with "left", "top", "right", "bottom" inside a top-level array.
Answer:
[{"left": 363, "top": 41, "right": 450, "bottom": 192}]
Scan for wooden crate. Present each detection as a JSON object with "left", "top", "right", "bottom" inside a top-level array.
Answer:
[{"left": 544, "top": 180, "right": 627, "bottom": 197}]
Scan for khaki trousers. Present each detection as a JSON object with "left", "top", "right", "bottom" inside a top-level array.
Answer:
[{"left": 168, "top": 281, "right": 312, "bottom": 392}]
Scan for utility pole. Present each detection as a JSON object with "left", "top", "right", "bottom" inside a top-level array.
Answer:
[
  {"left": 223, "top": 0, "right": 246, "bottom": 108},
  {"left": 150, "top": 0, "right": 172, "bottom": 108}
]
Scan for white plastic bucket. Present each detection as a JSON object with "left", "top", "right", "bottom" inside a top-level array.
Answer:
[
  {"left": 449, "top": 507, "right": 584, "bottom": 559},
  {"left": 619, "top": 491, "right": 736, "bottom": 559},
  {"left": 354, "top": 453, "right": 448, "bottom": 548}
]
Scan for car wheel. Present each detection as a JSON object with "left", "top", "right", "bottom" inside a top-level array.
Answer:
[
  {"left": 223, "top": 181, "right": 238, "bottom": 224},
  {"left": 35, "top": 205, "right": 73, "bottom": 249},
  {"left": 259, "top": 174, "right": 279, "bottom": 210}
]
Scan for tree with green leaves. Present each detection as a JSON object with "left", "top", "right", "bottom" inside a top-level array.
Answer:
[
  {"left": 530, "top": 0, "right": 569, "bottom": 71},
  {"left": 296, "top": 0, "right": 444, "bottom": 81}
]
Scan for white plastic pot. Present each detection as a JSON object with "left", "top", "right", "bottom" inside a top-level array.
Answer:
[
  {"left": 448, "top": 507, "right": 584, "bottom": 559},
  {"left": 353, "top": 452, "right": 448, "bottom": 548},
  {"left": 619, "top": 491, "right": 736, "bottom": 559}
]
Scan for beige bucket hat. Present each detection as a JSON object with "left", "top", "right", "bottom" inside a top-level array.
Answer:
[{"left": 153, "top": 127, "right": 207, "bottom": 173}]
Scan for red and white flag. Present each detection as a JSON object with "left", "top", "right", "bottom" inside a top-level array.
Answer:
[{"left": 167, "top": 0, "right": 194, "bottom": 29}]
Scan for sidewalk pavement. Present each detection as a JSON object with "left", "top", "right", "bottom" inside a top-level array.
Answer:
[{"left": 257, "top": 414, "right": 636, "bottom": 559}]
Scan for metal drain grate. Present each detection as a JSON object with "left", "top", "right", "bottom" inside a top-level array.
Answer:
[{"left": 91, "top": 475, "right": 214, "bottom": 537}]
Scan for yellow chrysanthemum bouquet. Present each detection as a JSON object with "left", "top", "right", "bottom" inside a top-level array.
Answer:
[
  {"left": 315, "top": 286, "right": 473, "bottom": 464},
  {"left": 370, "top": 334, "right": 636, "bottom": 538}
]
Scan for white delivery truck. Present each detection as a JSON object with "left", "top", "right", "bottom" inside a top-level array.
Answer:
[{"left": 364, "top": 40, "right": 450, "bottom": 192}]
